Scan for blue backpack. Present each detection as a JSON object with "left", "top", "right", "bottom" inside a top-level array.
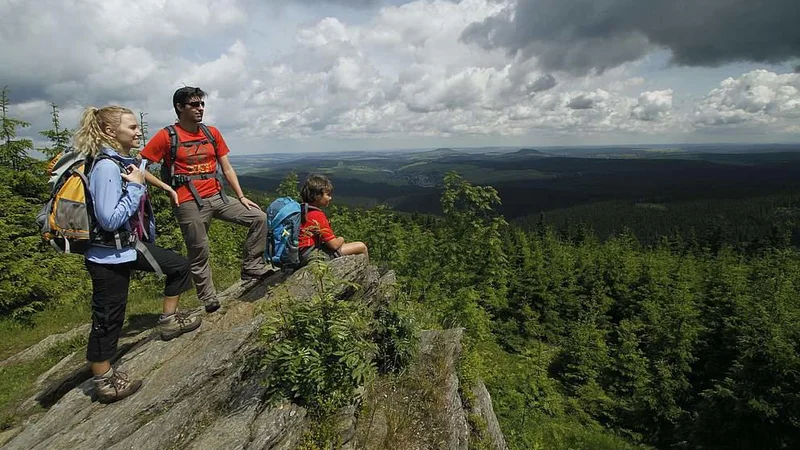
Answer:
[{"left": 265, "top": 197, "right": 319, "bottom": 269}]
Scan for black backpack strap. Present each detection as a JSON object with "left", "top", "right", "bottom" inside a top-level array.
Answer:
[
  {"left": 94, "top": 152, "right": 126, "bottom": 169},
  {"left": 198, "top": 123, "right": 217, "bottom": 152},
  {"left": 198, "top": 123, "right": 229, "bottom": 204},
  {"left": 163, "top": 125, "right": 195, "bottom": 204},
  {"left": 165, "top": 124, "right": 205, "bottom": 207},
  {"left": 165, "top": 125, "right": 179, "bottom": 181},
  {"left": 163, "top": 124, "right": 228, "bottom": 206}
]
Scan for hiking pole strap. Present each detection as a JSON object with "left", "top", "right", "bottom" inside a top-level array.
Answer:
[{"left": 135, "top": 240, "right": 164, "bottom": 277}]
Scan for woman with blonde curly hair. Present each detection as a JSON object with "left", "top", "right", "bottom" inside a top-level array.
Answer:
[{"left": 75, "top": 105, "right": 201, "bottom": 403}]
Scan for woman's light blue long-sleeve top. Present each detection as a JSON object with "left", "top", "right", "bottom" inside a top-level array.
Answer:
[{"left": 84, "top": 148, "right": 145, "bottom": 264}]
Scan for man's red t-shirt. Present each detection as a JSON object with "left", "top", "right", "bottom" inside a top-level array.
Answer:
[
  {"left": 299, "top": 209, "right": 336, "bottom": 251},
  {"left": 140, "top": 124, "right": 230, "bottom": 205}
]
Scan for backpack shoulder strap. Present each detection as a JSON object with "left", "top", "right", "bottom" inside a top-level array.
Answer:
[
  {"left": 198, "top": 123, "right": 229, "bottom": 203},
  {"left": 302, "top": 204, "right": 321, "bottom": 223},
  {"left": 89, "top": 154, "right": 131, "bottom": 203},
  {"left": 301, "top": 205, "right": 325, "bottom": 248},
  {"left": 164, "top": 125, "right": 179, "bottom": 163},
  {"left": 198, "top": 124, "right": 217, "bottom": 154},
  {"left": 92, "top": 153, "right": 127, "bottom": 174}
]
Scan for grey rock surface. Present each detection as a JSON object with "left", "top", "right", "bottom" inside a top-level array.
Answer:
[
  {"left": 2, "top": 255, "right": 506, "bottom": 450},
  {"left": 2, "top": 256, "right": 370, "bottom": 450},
  {"left": 0, "top": 323, "right": 91, "bottom": 368},
  {"left": 17, "top": 327, "right": 152, "bottom": 415},
  {"left": 419, "top": 328, "right": 469, "bottom": 450},
  {"left": 471, "top": 381, "right": 509, "bottom": 450}
]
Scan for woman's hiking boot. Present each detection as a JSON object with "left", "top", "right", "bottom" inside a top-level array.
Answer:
[
  {"left": 93, "top": 370, "right": 142, "bottom": 404},
  {"left": 158, "top": 310, "right": 202, "bottom": 341}
]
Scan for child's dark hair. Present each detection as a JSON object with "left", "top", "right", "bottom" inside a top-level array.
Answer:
[
  {"left": 301, "top": 174, "right": 334, "bottom": 204},
  {"left": 172, "top": 86, "right": 206, "bottom": 117}
]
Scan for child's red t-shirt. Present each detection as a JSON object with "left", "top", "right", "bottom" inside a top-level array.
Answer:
[{"left": 299, "top": 209, "right": 336, "bottom": 251}]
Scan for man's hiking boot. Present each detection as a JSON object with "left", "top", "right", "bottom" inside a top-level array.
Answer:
[
  {"left": 204, "top": 298, "right": 221, "bottom": 314},
  {"left": 159, "top": 310, "right": 202, "bottom": 341},
  {"left": 94, "top": 370, "right": 142, "bottom": 404},
  {"left": 241, "top": 264, "right": 277, "bottom": 281}
]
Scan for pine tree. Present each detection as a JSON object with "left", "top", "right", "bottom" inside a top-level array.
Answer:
[
  {"left": 277, "top": 171, "right": 300, "bottom": 199},
  {"left": 0, "top": 90, "right": 88, "bottom": 320},
  {"left": 439, "top": 172, "right": 509, "bottom": 312},
  {"left": 139, "top": 111, "right": 148, "bottom": 143},
  {"left": 38, "top": 103, "right": 72, "bottom": 159},
  {"left": 0, "top": 87, "right": 33, "bottom": 170}
]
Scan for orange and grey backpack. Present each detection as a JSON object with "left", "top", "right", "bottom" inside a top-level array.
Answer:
[
  {"left": 159, "top": 124, "right": 228, "bottom": 207},
  {"left": 36, "top": 151, "right": 164, "bottom": 275}
]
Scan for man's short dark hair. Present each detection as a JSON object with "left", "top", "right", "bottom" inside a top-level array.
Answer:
[
  {"left": 173, "top": 86, "right": 206, "bottom": 117},
  {"left": 301, "top": 174, "right": 334, "bottom": 204}
]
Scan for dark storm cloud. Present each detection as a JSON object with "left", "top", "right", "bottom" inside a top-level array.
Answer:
[
  {"left": 461, "top": 0, "right": 800, "bottom": 74},
  {"left": 567, "top": 95, "right": 594, "bottom": 110},
  {"left": 0, "top": 83, "right": 48, "bottom": 104},
  {"left": 530, "top": 73, "right": 557, "bottom": 92}
]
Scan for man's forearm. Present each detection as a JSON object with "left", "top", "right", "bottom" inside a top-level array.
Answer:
[
  {"left": 223, "top": 168, "right": 246, "bottom": 199},
  {"left": 145, "top": 171, "right": 170, "bottom": 191}
]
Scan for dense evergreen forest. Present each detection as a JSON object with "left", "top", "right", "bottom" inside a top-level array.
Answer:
[
  {"left": 516, "top": 192, "right": 800, "bottom": 252},
  {"left": 235, "top": 147, "right": 800, "bottom": 253},
  {"left": 2, "top": 92, "right": 799, "bottom": 449}
]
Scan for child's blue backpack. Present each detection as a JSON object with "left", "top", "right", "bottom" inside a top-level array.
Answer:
[{"left": 265, "top": 197, "right": 317, "bottom": 269}]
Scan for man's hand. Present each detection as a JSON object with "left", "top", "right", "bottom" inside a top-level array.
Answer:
[
  {"left": 239, "top": 196, "right": 261, "bottom": 210},
  {"left": 166, "top": 187, "right": 180, "bottom": 207}
]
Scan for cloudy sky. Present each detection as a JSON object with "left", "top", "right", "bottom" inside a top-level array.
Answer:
[{"left": 2, "top": 0, "right": 799, "bottom": 154}]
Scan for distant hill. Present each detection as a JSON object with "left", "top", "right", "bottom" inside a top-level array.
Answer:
[
  {"left": 410, "top": 148, "right": 461, "bottom": 160},
  {"left": 514, "top": 148, "right": 546, "bottom": 156}
]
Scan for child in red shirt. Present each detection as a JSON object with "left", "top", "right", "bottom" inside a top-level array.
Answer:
[{"left": 298, "top": 174, "right": 368, "bottom": 263}]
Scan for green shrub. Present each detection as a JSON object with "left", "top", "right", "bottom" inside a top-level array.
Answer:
[
  {"left": 372, "top": 297, "right": 418, "bottom": 374},
  {"left": 259, "top": 261, "right": 377, "bottom": 416}
]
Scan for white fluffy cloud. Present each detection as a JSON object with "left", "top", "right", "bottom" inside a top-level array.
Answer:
[
  {"left": 226, "top": 0, "right": 688, "bottom": 141},
  {"left": 694, "top": 70, "right": 800, "bottom": 128},
  {"left": 2, "top": 0, "right": 798, "bottom": 151},
  {"left": 631, "top": 90, "right": 673, "bottom": 122}
]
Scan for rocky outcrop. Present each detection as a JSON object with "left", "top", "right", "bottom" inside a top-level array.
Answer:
[
  {"left": 1, "top": 255, "right": 506, "bottom": 450},
  {"left": 421, "top": 328, "right": 470, "bottom": 450},
  {"left": 470, "top": 382, "right": 509, "bottom": 450},
  {"left": 0, "top": 323, "right": 91, "bottom": 368},
  {"left": 348, "top": 327, "right": 513, "bottom": 450}
]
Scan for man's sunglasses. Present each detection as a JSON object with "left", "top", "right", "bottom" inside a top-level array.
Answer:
[{"left": 184, "top": 101, "right": 205, "bottom": 108}]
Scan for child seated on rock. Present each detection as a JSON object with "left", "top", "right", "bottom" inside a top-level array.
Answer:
[{"left": 298, "top": 174, "right": 368, "bottom": 265}]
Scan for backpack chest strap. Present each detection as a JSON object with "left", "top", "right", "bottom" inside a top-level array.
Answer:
[{"left": 170, "top": 173, "right": 229, "bottom": 207}]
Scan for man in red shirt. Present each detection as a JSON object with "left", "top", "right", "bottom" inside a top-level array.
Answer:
[{"left": 141, "top": 87, "right": 270, "bottom": 313}]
